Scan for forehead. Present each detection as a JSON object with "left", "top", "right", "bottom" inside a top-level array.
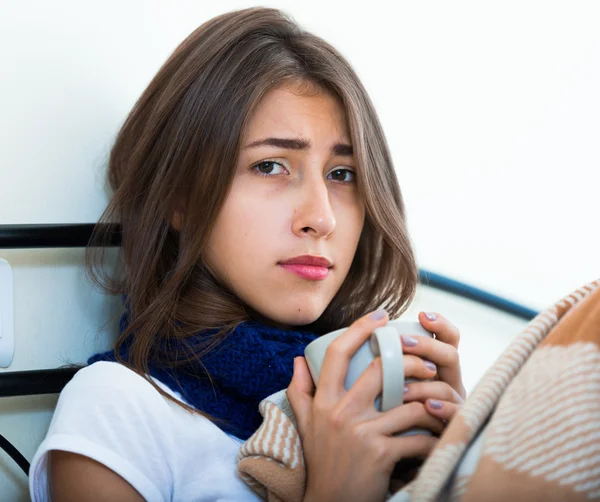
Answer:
[{"left": 243, "top": 83, "right": 351, "bottom": 143}]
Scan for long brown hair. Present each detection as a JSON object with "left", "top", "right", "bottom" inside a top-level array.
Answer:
[{"left": 85, "top": 6, "right": 418, "bottom": 423}]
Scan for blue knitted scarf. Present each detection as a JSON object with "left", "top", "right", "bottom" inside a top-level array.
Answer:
[{"left": 88, "top": 304, "right": 319, "bottom": 440}]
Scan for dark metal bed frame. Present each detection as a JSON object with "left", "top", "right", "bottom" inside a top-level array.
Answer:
[{"left": 0, "top": 223, "right": 539, "bottom": 475}]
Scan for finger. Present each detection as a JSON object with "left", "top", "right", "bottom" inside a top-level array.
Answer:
[
  {"left": 400, "top": 334, "right": 458, "bottom": 369},
  {"left": 403, "top": 380, "right": 464, "bottom": 405},
  {"left": 337, "top": 354, "right": 438, "bottom": 417},
  {"left": 370, "top": 401, "right": 446, "bottom": 436},
  {"left": 403, "top": 354, "right": 438, "bottom": 380},
  {"left": 425, "top": 399, "right": 461, "bottom": 422},
  {"left": 418, "top": 311, "right": 460, "bottom": 348},
  {"left": 317, "top": 309, "right": 389, "bottom": 402},
  {"left": 402, "top": 324, "right": 465, "bottom": 398},
  {"left": 337, "top": 356, "right": 383, "bottom": 417},
  {"left": 387, "top": 434, "right": 439, "bottom": 465},
  {"left": 286, "top": 357, "right": 315, "bottom": 438}
]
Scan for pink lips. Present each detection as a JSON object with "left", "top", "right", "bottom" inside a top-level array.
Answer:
[{"left": 278, "top": 255, "right": 332, "bottom": 281}]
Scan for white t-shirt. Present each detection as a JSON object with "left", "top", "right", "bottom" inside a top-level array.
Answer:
[{"left": 29, "top": 361, "right": 262, "bottom": 501}]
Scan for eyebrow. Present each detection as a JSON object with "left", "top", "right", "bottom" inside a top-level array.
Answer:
[{"left": 244, "top": 137, "right": 353, "bottom": 156}]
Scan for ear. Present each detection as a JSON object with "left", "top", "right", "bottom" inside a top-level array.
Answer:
[
  {"left": 170, "top": 196, "right": 187, "bottom": 231},
  {"left": 171, "top": 210, "right": 184, "bottom": 231}
]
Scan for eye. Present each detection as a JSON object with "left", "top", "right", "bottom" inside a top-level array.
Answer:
[
  {"left": 251, "top": 160, "right": 288, "bottom": 176},
  {"left": 327, "top": 168, "right": 356, "bottom": 183}
]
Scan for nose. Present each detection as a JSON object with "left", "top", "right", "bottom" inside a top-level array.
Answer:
[{"left": 291, "top": 177, "right": 336, "bottom": 238}]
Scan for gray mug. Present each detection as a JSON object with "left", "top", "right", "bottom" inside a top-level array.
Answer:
[{"left": 304, "top": 320, "right": 435, "bottom": 436}]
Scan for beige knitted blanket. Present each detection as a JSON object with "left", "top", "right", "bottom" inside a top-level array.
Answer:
[{"left": 238, "top": 279, "right": 600, "bottom": 501}]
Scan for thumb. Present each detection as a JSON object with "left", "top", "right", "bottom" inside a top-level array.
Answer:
[{"left": 286, "top": 356, "right": 314, "bottom": 438}]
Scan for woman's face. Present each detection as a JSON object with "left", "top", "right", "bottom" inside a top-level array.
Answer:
[{"left": 205, "top": 82, "right": 365, "bottom": 327}]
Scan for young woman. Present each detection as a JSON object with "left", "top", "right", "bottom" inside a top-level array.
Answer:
[{"left": 29, "top": 7, "right": 466, "bottom": 502}]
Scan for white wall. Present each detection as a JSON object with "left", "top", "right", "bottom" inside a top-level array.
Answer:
[{"left": 0, "top": 1, "right": 598, "bottom": 500}]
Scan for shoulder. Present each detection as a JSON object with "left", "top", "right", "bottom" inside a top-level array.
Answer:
[
  {"left": 46, "top": 360, "right": 204, "bottom": 438},
  {"left": 47, "top": 362, "right": 166, "bottom": 425},
  {"left": 44, "top": 359, "right": 245, "bottom": 452},
  {"left": 30, "top": 362, "right": 178, "bottom": 501},
  {"left": 30, "top": 361, "right": 233, "bottom": 502},
  {"left": 61, "top": 360, "right": 173, "bottom": 400}
]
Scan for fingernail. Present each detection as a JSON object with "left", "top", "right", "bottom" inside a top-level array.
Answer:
[
  {"left": 404, "top": 385, "right": 409, "bottom": 394},
  {"left": 370, "top": 309, "right": 387, "bottom": 320},
  {"left": 429, "top": 399, "right": 443, "bottom": 410},
  {"left": 401, "top": 335, "right": 418, "bottom": 347},
  {"left": 425, "top": 360, "right": 437, "bottom": 372},
  {"left": 425, "top": 312, "right": 437, "bottom": 321}
]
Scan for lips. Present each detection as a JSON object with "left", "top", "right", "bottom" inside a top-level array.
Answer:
[
  {"left": 279, "top": 255, "right": 332, "bottom": 268},
  {"left": 278, "top": 255, "right": 332, "bottom": 280}
]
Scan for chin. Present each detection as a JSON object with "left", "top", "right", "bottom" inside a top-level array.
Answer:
[
  {"left": 267, "top": 302, "right": 328, "bottom": 329},
  {"left": 283, "top": 311, "right": 323, "bottom": 327}
]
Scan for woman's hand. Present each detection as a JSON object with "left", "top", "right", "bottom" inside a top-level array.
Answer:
[
  {"left": 287, "top": 310, "right": 445, "bottom": 502},
  {"left": 401, "top": 312, "right": 466, "bottom": 423}
]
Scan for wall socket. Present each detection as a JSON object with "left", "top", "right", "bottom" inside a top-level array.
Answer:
[{"left": 0, "top": 259, "right": 14, "bottom": 368}]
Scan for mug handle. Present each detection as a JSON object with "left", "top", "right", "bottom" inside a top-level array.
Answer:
[{"left": 370, "top": 326, "right": 405, "bottom": 412}]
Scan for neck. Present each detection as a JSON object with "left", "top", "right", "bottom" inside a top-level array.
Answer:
[{"left": 245, "top": 305, "right": 294, "bottom": 331}]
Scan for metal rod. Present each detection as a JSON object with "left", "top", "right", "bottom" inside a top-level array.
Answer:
[
  {"left": 0, "top": 224, "right": 540, "bottom": 399},
  {"left": 0, "top": 433, "right": 29, "bottom": 475},
  {"left": 419, "top": 270, "right": 539, "bottom": 320},
  {"left": 0, "top": 368, "right": 81, "bottom": 397},
  {"left": 0, "top": 223, "right": 121, "bottom": 248}
]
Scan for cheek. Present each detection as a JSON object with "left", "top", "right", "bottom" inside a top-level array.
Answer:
[
  {"left": 209, "top": 188, "right": 286, "bottom": 267},
  {"left": 334, "top": 199, "right": 365, "bottom": 253}
]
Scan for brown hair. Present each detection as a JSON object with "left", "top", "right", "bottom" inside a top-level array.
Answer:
[{"left": 86, "top": 6, "right": 418, "bottom": 424}]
